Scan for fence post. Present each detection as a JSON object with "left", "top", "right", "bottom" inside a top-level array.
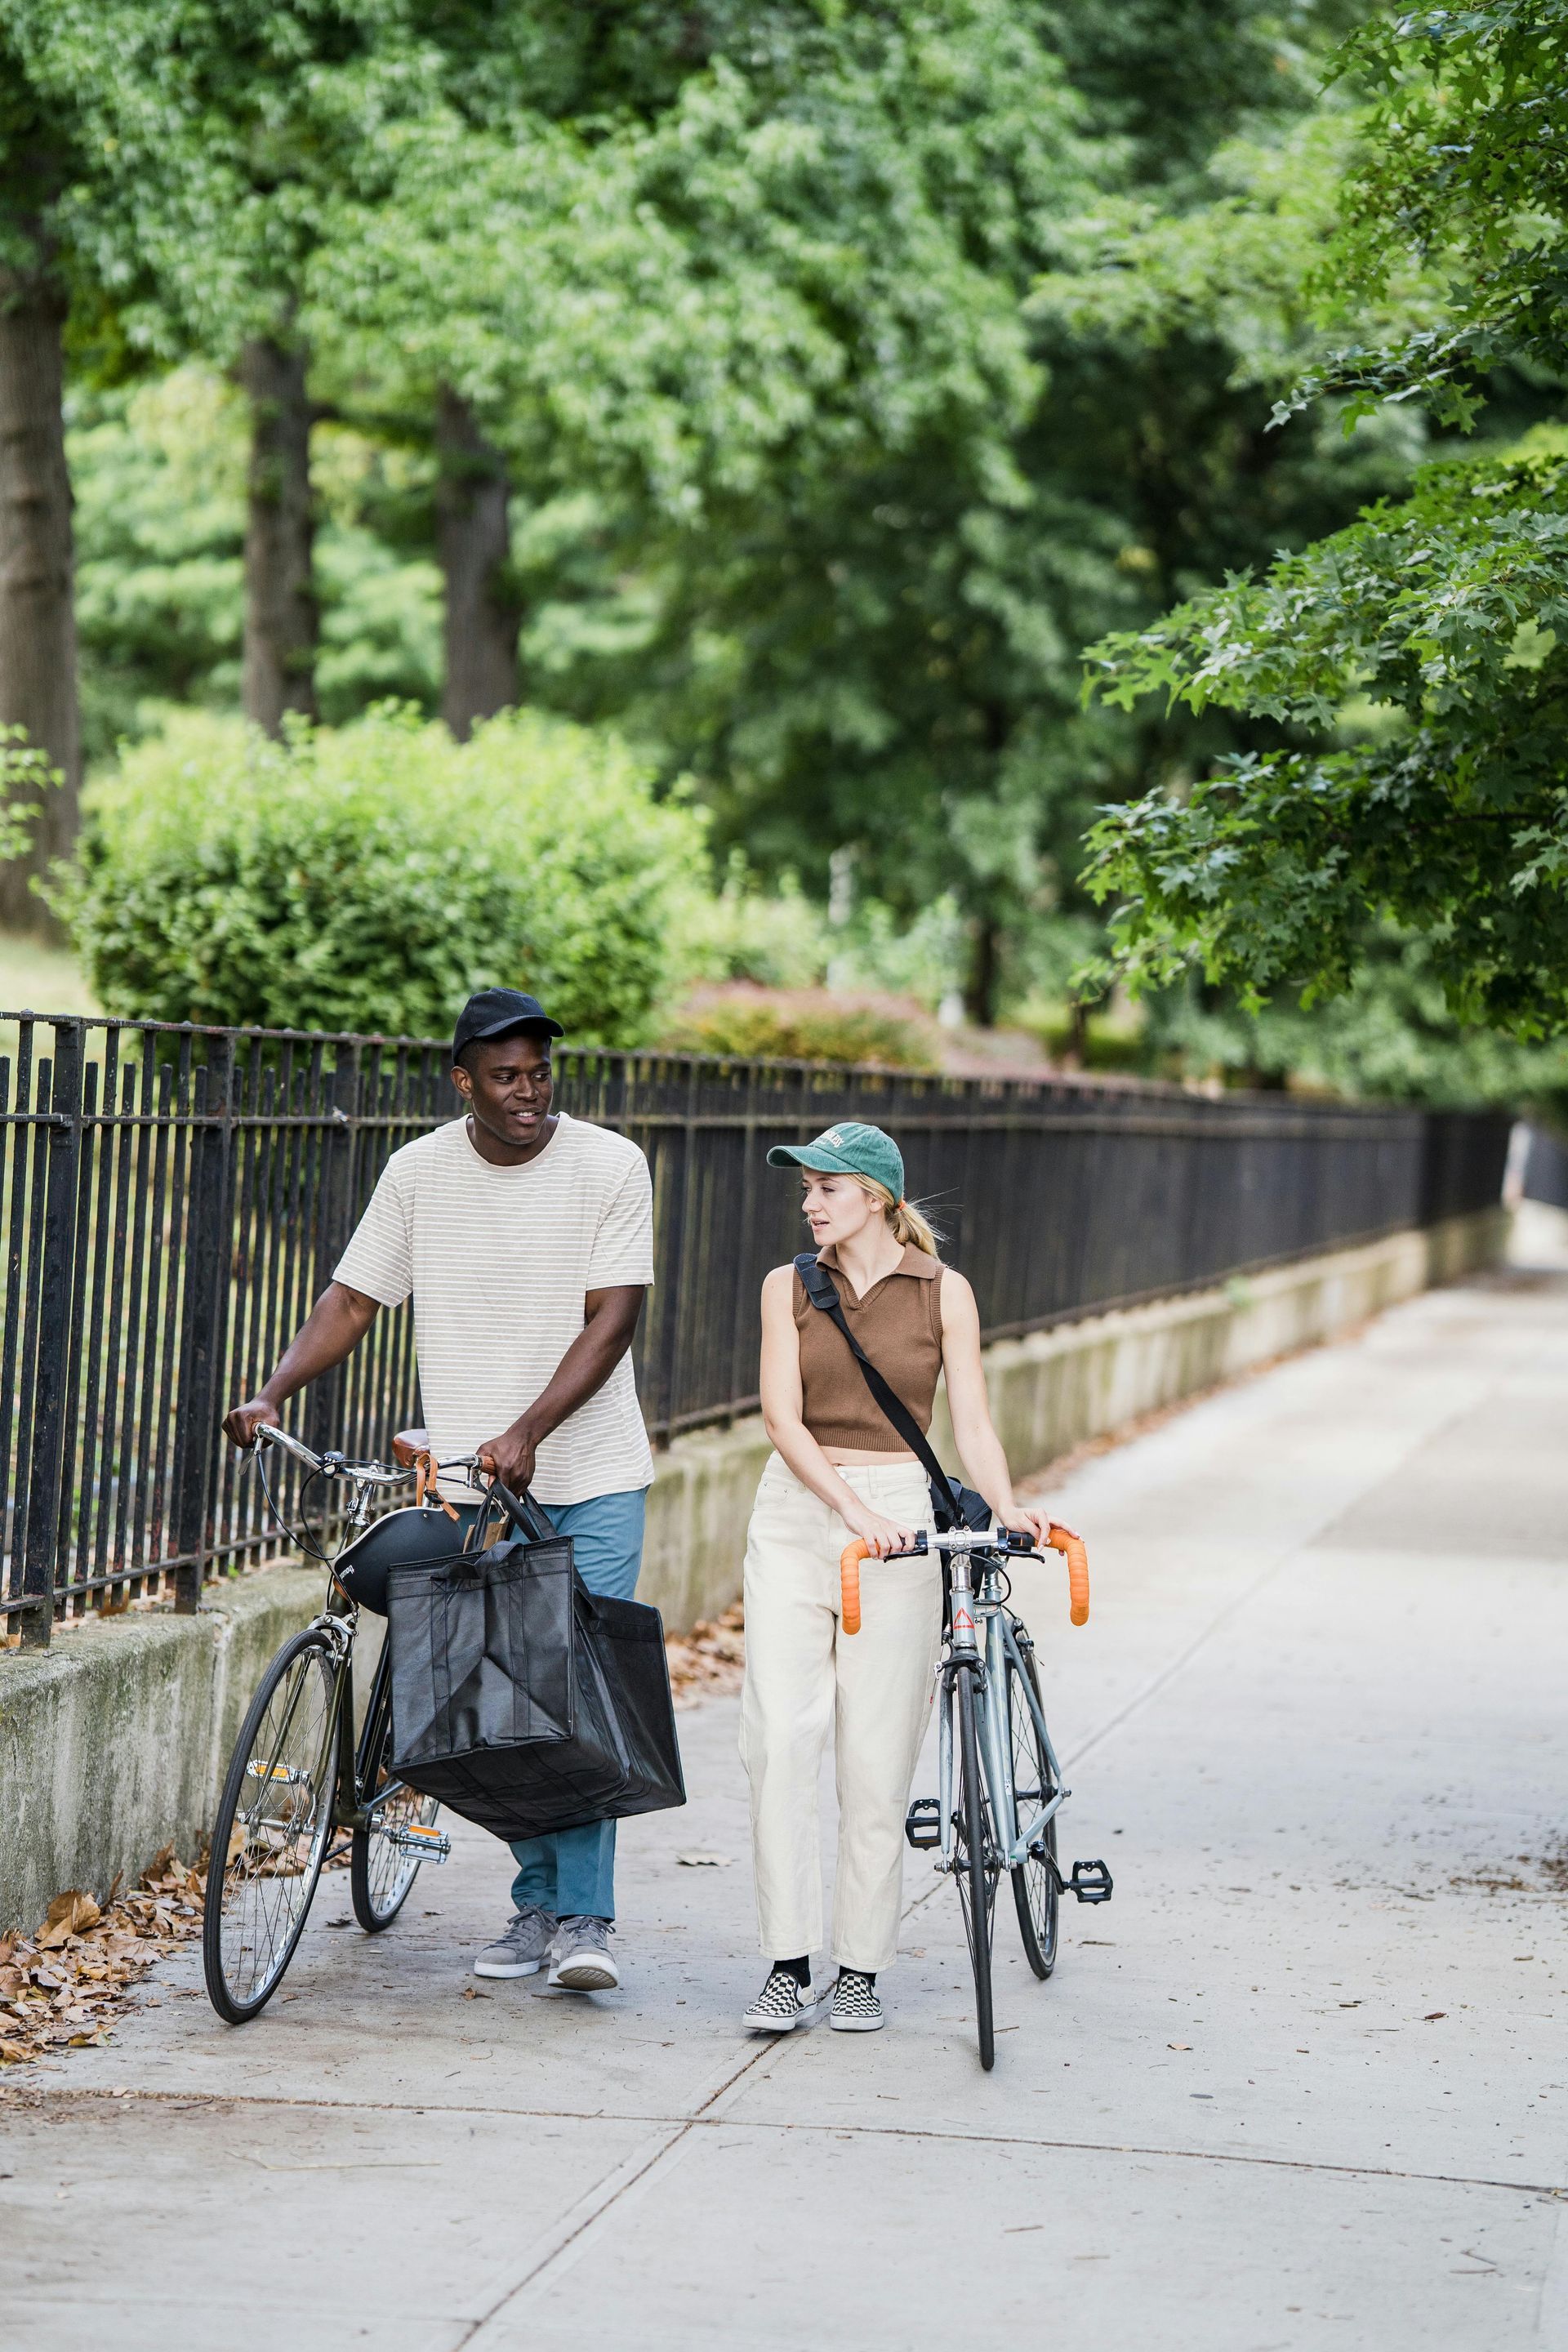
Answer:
[
  {"left": 172, "top": 1035, "right": 234, "bottom": 1613},
  {"left": 19, "top": 1021, "right": 82, "bottom": 1648},
  {"left": 305, "top": 1043, "right": 361, "bottom": 1456}
]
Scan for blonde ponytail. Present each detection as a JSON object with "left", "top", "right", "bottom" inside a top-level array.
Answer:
[
  {"left": 890, "top": 1196, "right": 941, "bottom": 1257},
  {"left": 849, "top": 1174, "right": 942, "bottom": 1258}
]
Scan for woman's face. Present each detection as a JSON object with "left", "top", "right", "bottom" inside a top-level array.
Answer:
[{"left": 800, "top": 1171, "right": 883, "bottom": 1250}]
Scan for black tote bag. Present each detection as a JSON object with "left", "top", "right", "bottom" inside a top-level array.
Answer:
[
  {"left": 387, "top": 1482, "right": 685, "bottom": 1842},
  {"left": 386, "top": 1500, "right": 577, "bottom": 1777}
]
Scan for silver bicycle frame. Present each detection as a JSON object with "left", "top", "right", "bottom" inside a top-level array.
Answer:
[{"left": 932, "top": 1544, "right": 1069, "bottom": 1875}]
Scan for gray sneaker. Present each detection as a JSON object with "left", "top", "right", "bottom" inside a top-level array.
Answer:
[
  {"left": 547, "top": 1914, "right": 620, "bottom": 1991},
  {"left": 473, "top": 1905, "right": 557, "bottom": 1979}
]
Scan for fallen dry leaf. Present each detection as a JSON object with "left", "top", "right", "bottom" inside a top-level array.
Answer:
[
  {"left": 1423, "top": 2011, "right": 1447, "bottom": 2022},
  {"left": 666, "top": 1601, "right": 744, "bottom": 1707},
  {"left": 1168, "top": 2042, "right": 1192, "bottom": 2051},
  {"left": 38, "top": 1892, "right": 102, "bottom": 1948},
  {"left": 0, "top": 1851, "right": 206, "bottom": 2072}
]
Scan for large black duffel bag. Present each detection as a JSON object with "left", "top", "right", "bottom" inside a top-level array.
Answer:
[{"left": 385, "top": 1482, "right": 685, "bottom": 1842}]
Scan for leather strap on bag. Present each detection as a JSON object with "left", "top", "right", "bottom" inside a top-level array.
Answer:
[{"left": 792, "top": 1253, "right": 989, "bottom": 1532}]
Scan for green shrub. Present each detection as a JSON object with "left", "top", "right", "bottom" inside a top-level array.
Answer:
[
  {"left": 659, "top": 990, "right": 935, "bottom": 1070},
  {"left": 57, "top": 706, "right": 706, "bottom": 1042}
]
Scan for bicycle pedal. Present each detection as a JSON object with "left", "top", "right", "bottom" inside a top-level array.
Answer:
[
  {"left": 905, "top": 1797, "right": 942, "bottom": 1851},
  {"left": 1068, "top": 1859, "right": 1113, "bottom": 1904},
  {"left": 385, "top": 1825, "right": 452, "bottom": 1862}
]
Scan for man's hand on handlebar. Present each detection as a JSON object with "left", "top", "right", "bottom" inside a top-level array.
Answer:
[
  {"left": 223, "top": 1396, "right": 283, "bottom": 1450},
  {"left": 840, "top": 1498, "right": 922, "bottom": 1558},
  {"left": 476, "top": 1418, "right": 539, "bottom": 1494}
]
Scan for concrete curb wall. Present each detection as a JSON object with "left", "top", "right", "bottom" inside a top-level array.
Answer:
[
  {"left": 2, "top": 1566, "right": 324, "bottom": 1937},
  {"left": 0, "top": 1207, "right": 1503, "bottom": 1932}
]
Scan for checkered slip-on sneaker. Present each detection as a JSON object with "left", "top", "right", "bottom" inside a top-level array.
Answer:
[
  {"left": 742, "top": 1967, "right": 818, "bottom": 2034},
  {"left": 829, "top": 1969, "right": 884, "bottom": 2032}
]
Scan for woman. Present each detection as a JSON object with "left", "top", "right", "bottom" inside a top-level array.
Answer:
[{"left": 738, "top": 1119, "right": 1074, "bottom": 2035}]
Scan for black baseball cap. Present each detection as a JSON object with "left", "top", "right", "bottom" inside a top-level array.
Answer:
[{"left": 452, "top": 988, "right": 564, "bottom": 1063}]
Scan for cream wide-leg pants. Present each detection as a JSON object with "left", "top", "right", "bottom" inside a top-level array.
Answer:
[{"left": 738, "top": 1456, "right": 942, "bottom": 1975}]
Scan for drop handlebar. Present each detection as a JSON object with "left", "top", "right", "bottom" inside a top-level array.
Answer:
[{"left": 837, "top": 1523, "right": 1089, "bottom": 1636}]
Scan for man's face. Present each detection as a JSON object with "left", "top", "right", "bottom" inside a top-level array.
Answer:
[{"left": 453, "top": 1031, "right": 555, "bottom": 1149}]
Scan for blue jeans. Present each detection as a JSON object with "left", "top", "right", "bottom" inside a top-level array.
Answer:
[{"left": 506, "top": 1488, "right": 647, "bottom": 1923}]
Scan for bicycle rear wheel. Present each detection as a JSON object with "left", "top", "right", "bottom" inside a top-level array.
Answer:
[
  {"left": 203, "top": 1625, "right": 345, "bottom": 2023},
  {"left": 951, "top": 1667, "right": 998, "bottom": 2070},
  {"left": 1006, "top": 1647, "right": 1059, "bottom": 1980},
  {"left": 351, "top": 1657, "right": 439, "bottom": 1931}
]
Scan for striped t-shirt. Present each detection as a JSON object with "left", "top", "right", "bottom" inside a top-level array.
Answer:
[{"left": 333, "top": 1112, "right": 655, "bottom": 1506}]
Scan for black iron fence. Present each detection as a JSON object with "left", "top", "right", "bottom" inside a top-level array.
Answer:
[{"left": 2, "top": 1012, "right": 1509, "bottom": 1644}]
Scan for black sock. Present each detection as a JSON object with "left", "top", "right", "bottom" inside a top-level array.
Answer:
[
  {"left": 839, "top": 1967, "right": 875, "bottom": 1988},
  {"left": 777, "top": 1955, "right": 810, "bottom": 1987}
]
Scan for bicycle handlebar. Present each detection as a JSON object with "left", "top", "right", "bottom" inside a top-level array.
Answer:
[
  {"left": 836, "top": 1523, "right": 1090, "bottom": 1634},
  {"left": 252, "top": 1423, "right": 461, "bottom": 1490},
  {"left": 1046, "top": 1525, "right": 1091, "bottom": 1627}
]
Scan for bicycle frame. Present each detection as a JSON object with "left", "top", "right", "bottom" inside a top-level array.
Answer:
[
  {"left": 933, "top": 1548, "right": 1069, "bottom": 1878},
  {"left": 251, "top": 1425, "right": 471, "bottom": 1838}
]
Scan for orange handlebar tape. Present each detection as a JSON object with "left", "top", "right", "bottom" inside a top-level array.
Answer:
[
  {"left": 1046, "top": 1526, "right": 1090, "bottom": 1626},
  {"left": 839, "top": 1539, "right": 870, "bottom": 1635}
]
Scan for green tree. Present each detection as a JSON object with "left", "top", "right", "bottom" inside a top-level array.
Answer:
[
  {"left": 1081, "top": 1, "right": 1568, "bottom": 1037},
  {"left": 347, "top": 2, "right": 1412, "bottom": 1019},
  {"left": 69, "top": 367, "right": 440, "bottom": 760}
]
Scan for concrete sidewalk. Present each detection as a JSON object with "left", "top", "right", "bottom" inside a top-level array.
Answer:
[{"left": 4, "top": 1267, "right": 1566, "bottom": 2350}]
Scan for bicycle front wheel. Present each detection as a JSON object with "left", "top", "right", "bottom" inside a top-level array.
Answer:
[
  {"left": 1006, "top": 1648, "right": 1059, "bottom": 1980},
  {"left": 351, "top": 1666, "right": 439, "bottom": 1931},
  {"left": 951, "top": 1667, "right": 998, "bottom": 2070},
  {"left": 203, "top": 1625, "right": 345, "bottom": 2023}
]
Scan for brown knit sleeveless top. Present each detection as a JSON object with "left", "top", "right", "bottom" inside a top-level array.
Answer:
[{"left": 793, "top": 1243, "right": 945, "bottom": 1451}]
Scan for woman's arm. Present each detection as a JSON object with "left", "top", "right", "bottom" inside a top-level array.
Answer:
[
  {"left": 939, "top": 1271, "right": 1075, "bottom": 1543},
  {"left": 758, "top": 1267, "right": 920, "bottom": 1557}
]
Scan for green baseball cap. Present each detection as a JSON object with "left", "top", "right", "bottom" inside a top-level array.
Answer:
[{"left": 766, "top": 1120, "right": 905, "bottom": 1200}]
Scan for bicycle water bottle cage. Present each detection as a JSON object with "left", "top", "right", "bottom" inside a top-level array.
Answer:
[
  {"left": 1068, "top": 1859, "right": 1114, "bottom": 1904},
  {"left": 904, "top": 1797, "right": 942, "bottom": 1852}
]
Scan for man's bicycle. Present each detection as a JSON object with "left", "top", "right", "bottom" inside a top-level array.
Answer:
[
  {"left": 203, "top": 1424, "right": 474, "bottom": 2024},
  {"left": 840, "top": 1523, "right": 1113, "bottom": 2070}
]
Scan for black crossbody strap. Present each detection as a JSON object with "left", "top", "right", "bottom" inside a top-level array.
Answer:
[{"left": 793, "top": 1252, "right": 963, "bottom": 1524}]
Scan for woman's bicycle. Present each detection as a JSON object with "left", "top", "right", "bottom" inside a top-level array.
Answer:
[
  {"left": 203, "top": 1424, "right": 474, "bottom": 2024},
  {"left": 841, "top": 1522, "right": 1112, "bottom": 2071}
]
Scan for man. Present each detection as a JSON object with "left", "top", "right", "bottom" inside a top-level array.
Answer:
[{"left": 223, "top": 987, "right": 655, "bottom": 1994}]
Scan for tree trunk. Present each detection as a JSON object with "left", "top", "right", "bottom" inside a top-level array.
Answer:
[
  {"left": 435, "top": 385, "right": 519, "bottom": 739},
  {"left": 963, "top": 913, "right": 1000, "bottom": 1028},
  {"left": 240, "top": 337, "right": 317, "bottom": 734},
  {"left": 0, "top": 263, "right": 80, "bottom": 935}
]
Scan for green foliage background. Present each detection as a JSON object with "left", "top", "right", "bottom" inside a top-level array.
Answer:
[
  {"left": 20, "top": 0, "right": 1567, "bottom": 1098},
  {"left": 57, "top": 707, "right": 706, "bottom": 1041}
]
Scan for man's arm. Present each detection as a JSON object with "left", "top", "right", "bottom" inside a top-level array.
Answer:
[
  {"left": 223, "top": 1282, "right": 382, "bottom": 1447},
  {"left": 477, "top": 1285, "right": 646, "bottom": 1491}
]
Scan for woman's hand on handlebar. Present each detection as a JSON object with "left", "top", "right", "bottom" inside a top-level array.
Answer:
[
  {"left": 840, "top": 1499, "right": 922, "bottom": 1558},
  {"left": 996, "top": 1504, "right": 1080, "bottom": 1548}
]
